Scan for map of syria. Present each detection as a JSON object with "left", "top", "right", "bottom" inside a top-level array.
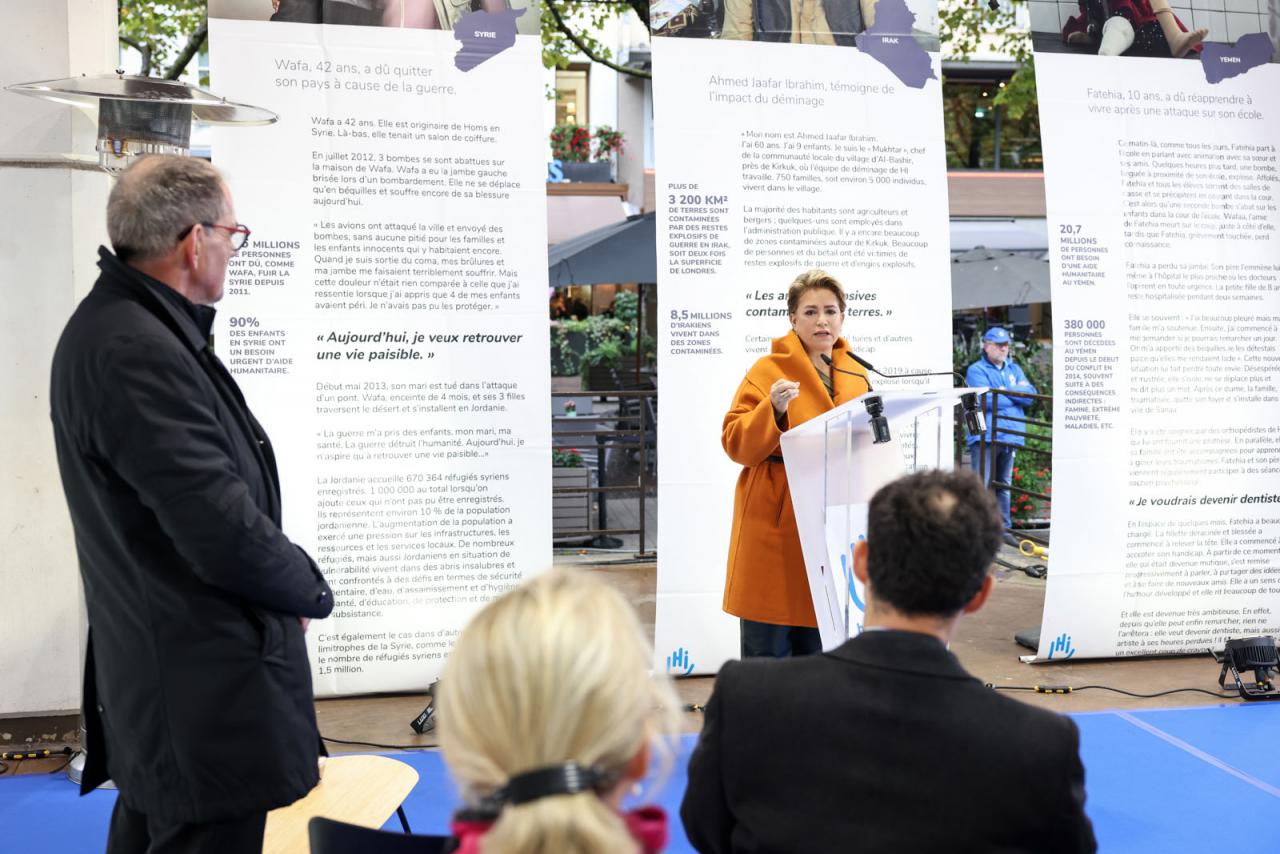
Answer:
[
  {"left": 1200, "top": 32, "right": 1273, "bottom": 84},
  {"left": 855, "top": 0, "right": 936, "bottom": 89},
  {"left": 453, "top": 7, "right": 525, "bottom": 72}
]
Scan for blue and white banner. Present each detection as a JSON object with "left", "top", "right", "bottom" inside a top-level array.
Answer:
[
  {"left": 1032, "top": 27, "right": 1280, "bottom": 660},
  {"left": 208, "top": 4, "right": 549, "bottom": 695},
  {"left": 650, "top": 0, "right": 954, "bottom": 673}
]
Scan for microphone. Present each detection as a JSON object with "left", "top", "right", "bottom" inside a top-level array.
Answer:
[
  {"left": 822, "top": 354, "right": 891, "bottom": 444},
  {"left": 844, "top": 351, "right": 964, "bottom": 387},
  {"left": 835, "top": 352, "right": 986, "bottom": 440},
  {"left": 820, "top": 353, "right": 873, "bottom": 390}
]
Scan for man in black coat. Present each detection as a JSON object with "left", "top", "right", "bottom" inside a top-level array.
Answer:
[
  {"left": 50, "top": 156, "right": 334, "bottom": 853},
  {"left": 681, "top": 469, "right": 1096, "bottom": 854}
]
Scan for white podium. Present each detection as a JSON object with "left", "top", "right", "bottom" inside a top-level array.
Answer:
[{"left": 780, "top": 388, "right": 986, "bottom": 649}]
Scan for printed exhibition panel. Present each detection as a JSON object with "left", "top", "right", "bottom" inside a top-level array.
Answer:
[
  {"left": 650, "top": 0, "right": 953, "bottom": 673},
  {"left": 208, "top": 2, "right": 549, "bottom": 695},
  {"left": 1032, "top": 16, "right": 1280, "bottom": 660}
]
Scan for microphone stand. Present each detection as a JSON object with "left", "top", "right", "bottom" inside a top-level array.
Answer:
[
  {"left": 820, "top": 353, "right": 890, "bottom": 444},
  {"left": 822, "top": 352, "right": 986, "bottom": 442}
]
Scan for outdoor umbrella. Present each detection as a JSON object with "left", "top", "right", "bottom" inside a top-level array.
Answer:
[
  {"left": 548, "top": 211, "right": 656, "bottom": 286},
  {"left": 950, "top": 247, "right": 1051, "bottom": 310}
]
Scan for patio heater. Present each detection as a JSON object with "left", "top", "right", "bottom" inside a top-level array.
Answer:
[{"left": 4, "top": 70, "right": 276, "bottom": 173}]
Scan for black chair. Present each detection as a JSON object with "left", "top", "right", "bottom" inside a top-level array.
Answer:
[{"left": 308, "top": 816, "right": 451, "bottom": 854}]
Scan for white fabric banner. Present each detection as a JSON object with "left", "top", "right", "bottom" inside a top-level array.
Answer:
[
  {"left": 1034, "top": 46, "right": 1280, "bottom": 661},
  {"left": 208, "top": 13, "right": 549, "bottom": 695},
  {"left": 650, "top": 4, "right": 953, "bottom": 675}
]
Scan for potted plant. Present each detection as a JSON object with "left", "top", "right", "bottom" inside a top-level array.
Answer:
[
  {"left": 552, "top": 448, "right": 591, "bottom": 537},
  {"left": 550, "top": 124, "right": 624, "bottom": 183}
]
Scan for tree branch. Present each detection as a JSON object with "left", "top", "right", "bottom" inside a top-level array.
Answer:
[
  {"left": 546, "top": 0, "right": 650, "bottom": 79},
  {"left": 164, "top": 20, "right": 207, "bottom": 80},
  {"left": 118, "top": 34, "right": 152, "bottom": 77}
]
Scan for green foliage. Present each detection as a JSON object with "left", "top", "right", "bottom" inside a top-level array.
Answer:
[
  {"left": 552, "top": 448, "right": 585, "bottom": 467},
  {"left": 612, "top": 289, "right": 639, "bottom": 323},
  {"left": 551, "top": 302, "right": 652, "bottom": 377},
  {"left": 940, "top": 0, "right": 1036, "bottom": 116},
  {"left": 118, "top": 1, "right": 207, "bottom": 80},
  {"left": 541, "top": 0, "right": 627, "bottom": 70}
]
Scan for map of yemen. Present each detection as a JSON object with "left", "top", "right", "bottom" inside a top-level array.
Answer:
[
  {"left": 855, "top": 0, "right": 935, "bottom": 89},
  {"left": 1200, "top": 33, "right": 1272, "bottom": 84},
  {"left": 454, "top": 7, "right": 525, "bottom": 72}
]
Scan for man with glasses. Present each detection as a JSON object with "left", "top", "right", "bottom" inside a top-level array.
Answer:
[
  {"left": 964, "top": 326, "right": 1038, "bottom": 538},
  {"left": 50, "top": 156, "right": 333, "bottom": 853}
]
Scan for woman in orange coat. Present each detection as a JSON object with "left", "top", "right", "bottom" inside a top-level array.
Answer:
[{"left": 722, "top": 269, "right": 870, "bottom": 658}]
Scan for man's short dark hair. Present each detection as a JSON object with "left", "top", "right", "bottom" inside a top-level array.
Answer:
[{"left": 866, "top": 469, "right": 1002, "bottom": 616}]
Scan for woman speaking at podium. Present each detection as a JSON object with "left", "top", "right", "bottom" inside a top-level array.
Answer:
[{"left": 722, "top": 269, "right": 870, "bottom": 658}]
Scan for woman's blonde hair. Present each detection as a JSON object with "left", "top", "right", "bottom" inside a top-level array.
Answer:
[
  {"left": 438, "top": 568, "right": 680, "bottom": 854},
  {"left": 786, "top": 268, "right": 847, "bottom": 315}
]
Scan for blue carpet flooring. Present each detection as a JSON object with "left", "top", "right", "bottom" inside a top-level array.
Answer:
[{"left": 3, "top": 703, "right": 1278, "bottom": 853}]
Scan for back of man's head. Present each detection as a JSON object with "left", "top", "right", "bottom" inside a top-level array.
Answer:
[
  {"left": 107, "top": 156, "right": 226, "bottom": 262},
  {"left": 866, "top": 469, "right": 1002, "bottom": 617}
]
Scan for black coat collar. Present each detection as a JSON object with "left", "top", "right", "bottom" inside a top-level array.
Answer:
[
  {"left": 826, "top": 629, "right": 979, "bottom": 683},
  {"left": 96, "top": 246, "right": 215, "bottom": 353}
]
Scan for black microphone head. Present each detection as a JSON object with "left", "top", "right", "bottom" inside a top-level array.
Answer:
[
  {"left": 847, "top": 351, "right": 875, "bottom": 372},
  {"left": 821, "top": 353, "right": 833, "bottom": 366}
]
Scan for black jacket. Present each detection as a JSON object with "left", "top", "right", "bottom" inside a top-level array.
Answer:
[
  {"left": 681, "top": 630, "right": 1097, "bottom": 853},
  {"left": 753, "top": 0, "right": 861, "bottom": 46},
  {"left": 50, "top": 248, "right": 334, "bottom": 823}
]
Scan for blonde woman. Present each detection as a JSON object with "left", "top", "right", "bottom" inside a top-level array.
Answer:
[{"left": 438, "top": 568, "right": 680, "bottom": 853}]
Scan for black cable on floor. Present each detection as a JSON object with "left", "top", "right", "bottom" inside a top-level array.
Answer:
[
  {"left": 322, "top": 735, "right": 434, "bottom": 751},
  {"left": 48, "top": 751, "right": 79, "bottom": 775},
  {"left": 990, "top": 684, "right": 1237, "bottom": 699}
]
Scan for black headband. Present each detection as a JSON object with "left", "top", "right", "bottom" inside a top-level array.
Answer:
[{"left": 487, "top": 762, "right": 616, "bottom": 807}]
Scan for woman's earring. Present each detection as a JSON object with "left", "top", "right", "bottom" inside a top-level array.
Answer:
[{"left": 631, "top": 782, "right": 644, "bottom": 798}]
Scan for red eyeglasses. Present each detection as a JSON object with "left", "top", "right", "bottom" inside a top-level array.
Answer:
[{"left": 177, "top": 222, "right": 251, "bottom": 253}]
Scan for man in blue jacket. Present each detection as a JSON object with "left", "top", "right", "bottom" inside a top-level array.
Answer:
[{"left": 965, "top": 326, "right": 1037, "bottom": 533}]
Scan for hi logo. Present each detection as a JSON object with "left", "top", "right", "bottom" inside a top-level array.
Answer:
[
  {"left": 666, "top": 646, "right": 695, "bottom": 675},
  {"left": 838, "top": 536, "right": 867, "bottom": 636},
  {"left": 1047, "top": 633, "right": 1076, "bottom": 660}
]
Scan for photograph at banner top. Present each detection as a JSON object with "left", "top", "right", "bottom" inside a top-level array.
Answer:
[
  {"left": 650, "top": 0, "right": 938, "bottom": 50},
  {"left": 210, "top": 0, "right": 542, "bottom": 34},
  {"left": 1029, "top": 0, "right": 1280, "bottom": 63}
]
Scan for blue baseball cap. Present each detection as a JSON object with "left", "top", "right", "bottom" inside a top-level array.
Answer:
[{"left": 983, "top": 327, "right": 1011, "bottom": 344}]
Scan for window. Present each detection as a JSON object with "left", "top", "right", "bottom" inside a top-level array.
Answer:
[{"left": 555, "top": 65, "right": 589, "bottom": 127}]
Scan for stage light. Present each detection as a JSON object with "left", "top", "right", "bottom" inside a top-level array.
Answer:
[{"left": 1216, "top": 637, "right": 1280, "bottom": 701}]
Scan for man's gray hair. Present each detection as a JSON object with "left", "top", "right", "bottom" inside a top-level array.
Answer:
[{"left": 107, "top": 156, "right": 227, "bottom": 261}]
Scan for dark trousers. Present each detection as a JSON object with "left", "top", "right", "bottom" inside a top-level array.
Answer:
[
  {"left": 107, "top": 798, "right": 267, "bottom": 854},
  {"left": 740, "top": 618, "right": 823, "bottom": 658},
  {"left": 271, "top": 0, "right": 382, "bottom": 25}
]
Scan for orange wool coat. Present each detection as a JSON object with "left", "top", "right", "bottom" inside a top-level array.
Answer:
[{"left": 721, "top": 331, "right": 870, "bottom": 626}]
